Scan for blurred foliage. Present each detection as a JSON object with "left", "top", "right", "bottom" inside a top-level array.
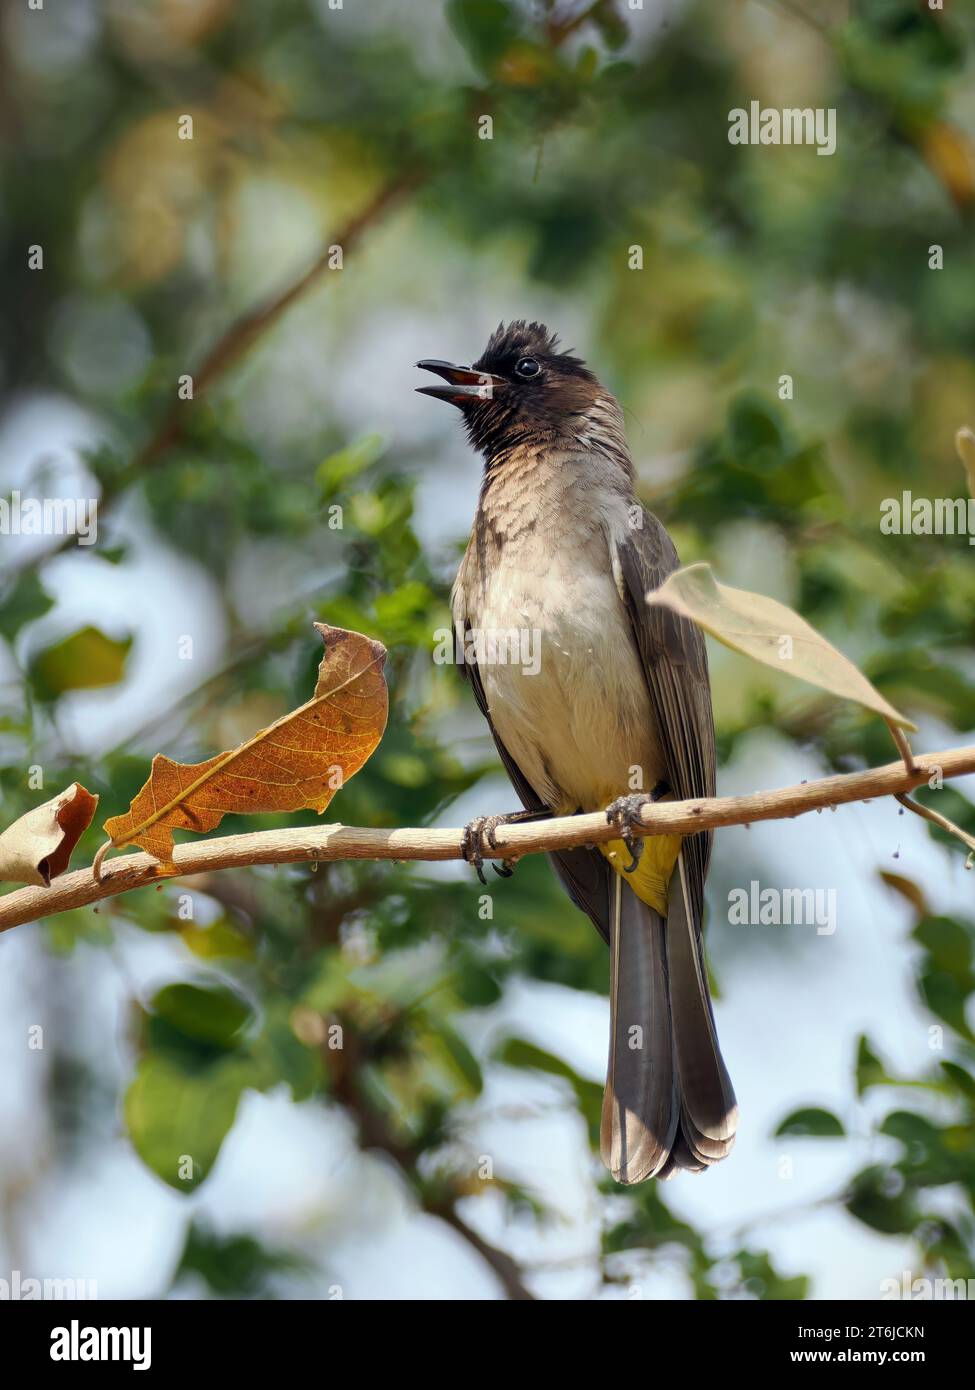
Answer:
[{"left": 1, "top": 0, "right": 975, "bottom": 1299}]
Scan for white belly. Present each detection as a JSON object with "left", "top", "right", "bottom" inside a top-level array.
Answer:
[{"left": 473, "top": 544, "right": 660, "bottom": 812}]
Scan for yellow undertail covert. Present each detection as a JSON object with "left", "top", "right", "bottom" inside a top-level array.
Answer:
[{"left": 599, "top": 830, "right": 683, "bottom": 916}]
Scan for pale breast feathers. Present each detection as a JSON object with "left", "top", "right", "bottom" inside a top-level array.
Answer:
[{"left": 453, "top": 472, "right": 662, "bottom": 813}]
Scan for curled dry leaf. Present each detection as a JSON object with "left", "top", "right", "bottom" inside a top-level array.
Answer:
[
  {"left": 100, "top": 624, "right": 388, "bottom": 868},
  {"left": 956, "top": 427, "right": 975, "bottom": 500},
  {"left": 646, "top": 563, "right": 917, "bottom": 733},
  {"left": 0, "top": 782, "right": 98, "bottom": 887}
]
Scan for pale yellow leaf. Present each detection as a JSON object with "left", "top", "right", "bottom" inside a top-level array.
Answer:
[{"left": 646, "top": 564, "right": 917, "bottom": 732}]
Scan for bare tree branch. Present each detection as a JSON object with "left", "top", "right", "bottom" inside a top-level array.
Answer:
[
  {"left": 127, "top": 170, "right": 423, "bottom": 477},
  {"left": 895, "top": 791, "right": 975, "bottom": 859},
  {"left": 1, "top": 743, "right": 972, "bottom": 934},
  {"left": 324, "top": 1025, "right": 536, "bottom": 1300},
  {"left": 2, "top": 172, "right": 422, "bottom": 582}
]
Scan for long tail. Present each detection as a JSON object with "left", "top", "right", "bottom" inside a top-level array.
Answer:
[{"left": 600, "top": 852, "right": 738, "bottom": 1183}]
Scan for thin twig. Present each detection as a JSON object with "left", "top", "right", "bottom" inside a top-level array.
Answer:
[
  {"left": 895, "top": 792, "right": 975, "bottom": 862},
  {"left": 435, "top": 1207, "right": 536, "bottom": 1300},
  {"left": 547, "top": 0, "right": 617, "bottom": 46},
  {"left": 324, "top": 1026, "right": 536, "bottom": 1299},
  {"left": 2, "top": 172, "right": 421, "bottom": 582},
  {"left": 127, "top": 171, "right": 422, "bottom": 477},
  {"left": 887, "top": 720, "right": 917, "bottom": 775},
  {"left": 1, "top": 743, "right": 972, "bottom": 934}
]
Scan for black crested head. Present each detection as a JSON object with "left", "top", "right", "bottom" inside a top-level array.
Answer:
[
  {"left": 416, "top": 320, "right": 604, "bottom": 462},
  {"left": 472, "top": 320, "right": 587, "bottom": 377}
]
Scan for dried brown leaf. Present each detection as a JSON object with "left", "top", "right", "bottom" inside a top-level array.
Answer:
[
  {"left": 0, "top": 783, "right": 99, "bottom": 887},
  {"left": 102, "top": 624, "right": 388, "bottom": 864}
]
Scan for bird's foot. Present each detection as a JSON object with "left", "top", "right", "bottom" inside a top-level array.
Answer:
[
  {"left": 460, "top": 809, "right": 548, "bottom": 884},
  {"left": 605, "top": 782, "right": 670, "bottom": 874}
]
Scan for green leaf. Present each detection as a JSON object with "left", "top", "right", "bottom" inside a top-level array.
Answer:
[
  {"left": 425, "top": 1019, "right": 483, "bottom": 1096},
  {"left": 150, "top": 982, "right": 254, "bottom": 1050},
  {"left": 603, "top": 1180, "right": 701, "bottom": 1256},
  {"left": 316, "top": 433, "right": 384, "bottom": 498},
  {"left": 497, "top": 1037, "right": 602, "bottom": 1140},
  {"left": 0, "top": 571, "right": 53, "bottom": 642},
  {"left": 373, "top": 580, "right": 435, "bottom": 645},
  {"left": 914, "top": 915, "right": 974, "bottom": 976},
  {"left": 846, "top": 1165, "right": 920, "bottom": 1235},
  {"left": 250, "top": 1008, "right": 323, "bottom": 1103},
  {"left": 678, "top": 396, "right": 836, "bottom": 531},
  {"left": 447, "top": 0, "right": 521, "bottom": 74},
  {"left": 30, "top": 625, "right": 131, "bottom": 699},
  {"left": 917, "top": 970, "right": 975, "bottom": 1043},
  {"left": 856, "top": 1034, "right": 893, "bottom": 1095},
  {"left": 180, "top": 917, "right": 255, "bottom": 962},
  {"left": 175, "top": 1222, "right": 308, "bottom": 1297},
  {"left": 455, "top": 958, "right": 503, "bottom": 1007},
  {"left": 125, "top": 1054, "right": 251, "bottom": 1192},
  {"left": 734, "top": 1249, "right": 810, "bottom": 1301},
  {"left": 880, "top": 1110, "right": 973, "bottom": 1187},
  {"left": 913, "top": 916, "right": 975, "bottom": 1042},
  {"left": 940, "top": 1060, "right": 975, "bottom": 1103},
  {"left": 775, "top": 1106, "right": 845, "bottom": 1138},
  {"left": 592, "top": 4, "right": 628, "bottom": 51}
]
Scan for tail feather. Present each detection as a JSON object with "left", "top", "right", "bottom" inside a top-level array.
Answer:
[
  {"left": 658, "top": 1132, "right": 707, "bottom": 1180},
  {"left": 666, "top": 852, "right": 737, "bottom": 1165},
  {"left": 600, "top": 874, "right": 677, "bottom": 1182},
  {"left": 601, "top": 853, "right": 737, "bottom": 1183}
]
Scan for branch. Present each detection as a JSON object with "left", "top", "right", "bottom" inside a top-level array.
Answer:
[
  {"left": 324, "top": 1024, "right": 536, "bottom": 1299},
  {"left": 3, "top": 172, "right": 421, "bottom": 581},
  {"left": 435, "top": 1207, "right": 535, "bottom": 1301},
  {"left": 126, "top": 0, "right": 593, "bottom": 482},
  {"left": 1, "top": 744, "right": 972, "bottom": 934},
  {"left": 547, "top": 0, "right": 618, "bottom": 45},
  {"left": 895, "top": 791, "right": 975, "bottom": 860},
  {"left": 127, "top": 170, "right": 422, "bottom": 477}
]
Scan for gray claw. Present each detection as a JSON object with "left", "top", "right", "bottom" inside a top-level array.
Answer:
[{"left": 605, "top": 788, "right": 669, "bottom": 875}]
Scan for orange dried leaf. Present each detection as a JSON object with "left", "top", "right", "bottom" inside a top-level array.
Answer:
[{"left": 103, "top": 624, "right": 388, "bottom": 864}]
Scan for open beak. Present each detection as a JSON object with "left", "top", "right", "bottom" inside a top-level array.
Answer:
[{"left": 415, "top": 359, "right": 505, "bottom": 406}]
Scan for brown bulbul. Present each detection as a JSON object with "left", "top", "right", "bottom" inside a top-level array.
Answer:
[{"left": 417, "top": 322, "right": 737, "bottom": 1181}]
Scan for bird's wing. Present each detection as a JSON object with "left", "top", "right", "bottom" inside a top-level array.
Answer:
[
  {"left": 458, "top": 623, "right": 612, "bottom": 943},
  {"left": 613, "top": 512, "right": 736, "bottom": 1170},
  {"left": 613, "top": 512, "right": 716, "bottom": 926}
]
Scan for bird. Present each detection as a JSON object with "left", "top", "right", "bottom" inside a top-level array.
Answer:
[{"left": 416, "top": 321, "right": 737, "bottom": 1182}]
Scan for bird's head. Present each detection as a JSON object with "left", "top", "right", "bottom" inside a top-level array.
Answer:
[{"left": 417, "top": 320, "right": 617, "bottom": 462}]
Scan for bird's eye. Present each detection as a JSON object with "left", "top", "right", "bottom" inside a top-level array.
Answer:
[{"left": 514, "top": 356, "right": 541, "bottom": 379}]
